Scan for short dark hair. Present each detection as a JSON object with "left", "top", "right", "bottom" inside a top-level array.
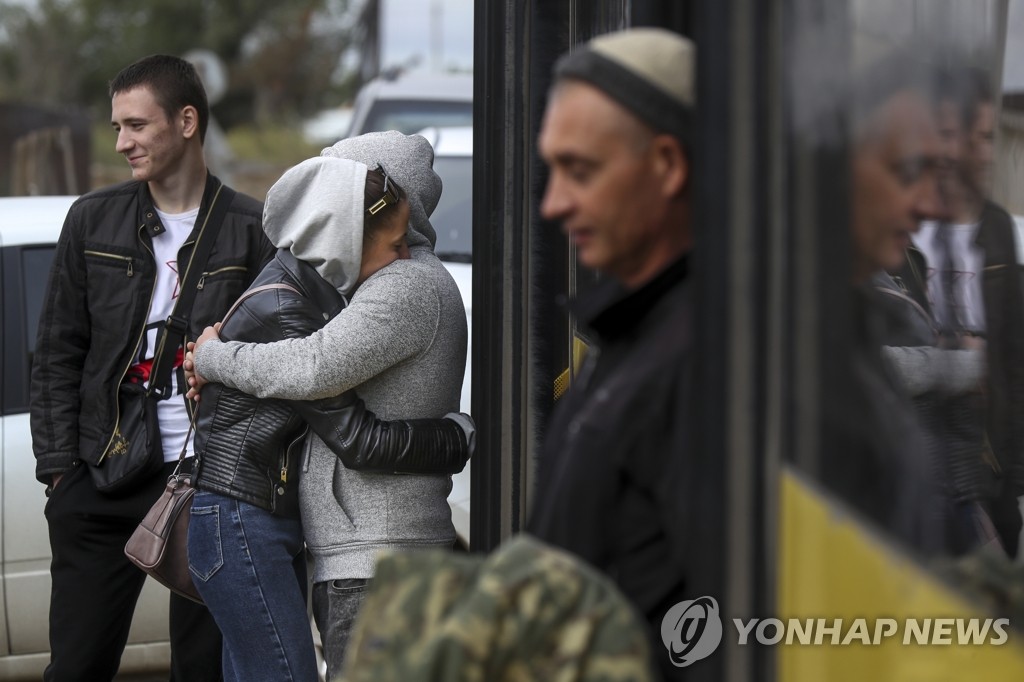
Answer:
[
  {"left": 364, "top": 166, "right": 407, "bottom": 237},
  {"left": 109, "top": 54, "right": 210, "bottom": 143},
  {"left": 959, "top": 66, "right": 994, "bottom": 131},
  {"left": 851, "top": 48, "right": 942, "bottom": 145}
]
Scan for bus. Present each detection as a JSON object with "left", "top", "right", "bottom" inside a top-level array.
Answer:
[{"left": 469, "top": 1, "right": 1024, "bottom": 679}]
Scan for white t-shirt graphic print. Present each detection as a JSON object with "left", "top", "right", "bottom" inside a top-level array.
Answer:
[
  {"left": 912, "top": 221, "right": 987, "bottom": 335},
  {"left": 129, "top": 207, "right": 198, "bottom": 462}
]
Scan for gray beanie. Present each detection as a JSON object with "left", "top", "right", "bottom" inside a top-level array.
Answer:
[
  {"left": 554, "top": 27, "right": 694, "bottom": 142},
  {"left": 321, "top": 131, "right": 442, "bottom": 249}
]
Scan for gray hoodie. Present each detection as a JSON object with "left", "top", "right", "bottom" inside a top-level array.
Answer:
[
  {"left": 195, "top": 132, "right": 467, "bottom": 580},
  {"left": 263, "top": 155, "right": 367, "bottom": 295}
]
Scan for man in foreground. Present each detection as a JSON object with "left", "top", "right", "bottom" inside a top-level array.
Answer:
[{"left": 527, "top": 27, "right": 694, "bottom": 680}]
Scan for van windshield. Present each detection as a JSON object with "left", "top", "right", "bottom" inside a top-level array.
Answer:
[{"left": 359, "top": 100, "right": 473, "bottom": 136}]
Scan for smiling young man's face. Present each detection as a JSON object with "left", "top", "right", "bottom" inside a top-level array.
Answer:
[{"left": 111, "top": 86, "right": 192, "bottom": 184}]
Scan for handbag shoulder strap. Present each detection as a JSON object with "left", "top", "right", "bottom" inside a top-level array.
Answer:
[
  {"left": 219, "top": 282, "right": 303, "bottom": 329},
  {"left": 171, "top": 281, "right": 300, "bottom": 473},
  {"left": 150, "top": 183, "right": 236, "bottom": 399}
]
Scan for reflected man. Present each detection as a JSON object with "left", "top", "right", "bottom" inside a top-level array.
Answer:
[{"left": 899, "top": 66, "right": 1024, "bottom": 556}]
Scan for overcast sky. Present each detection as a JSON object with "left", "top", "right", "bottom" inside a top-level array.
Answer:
[
  {"left": 380, "top": 0, "right": 473, "bottom": 72},
  {"left": 1004, "top": 0, "right": 1024, "bottom": 90}
]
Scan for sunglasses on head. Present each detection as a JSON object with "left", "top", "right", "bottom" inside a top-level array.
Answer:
[{"left": 367, "top": 164, "right": 401, "bottom": 216}]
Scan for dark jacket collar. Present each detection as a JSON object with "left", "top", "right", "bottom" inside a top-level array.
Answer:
[
  {"left": 137, "top": 172, "right": 217, "bottom": 239},
  {"left": 572, "top": 256, "right": 689, "bottom": 342},
  {"left": 973, "top": 200, "right": 1013, "bottom": 266}
]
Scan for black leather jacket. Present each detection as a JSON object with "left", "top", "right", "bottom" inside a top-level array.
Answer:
[
  {"left": 31, "top": 175, "right": 275, "bottom": 482},
  {"left": 191, "top": 250, "right": 470, "bottom": 516},
  {"left": 527, "top": 257, "right": 693, "bottom": 682}
]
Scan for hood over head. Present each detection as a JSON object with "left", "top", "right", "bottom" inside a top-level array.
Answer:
[
  {"left": 321, "top": 131, "right": 441, "bottom": 249},
  {"left": 262, "top": 156, "right": 368, "bottom": 296}
]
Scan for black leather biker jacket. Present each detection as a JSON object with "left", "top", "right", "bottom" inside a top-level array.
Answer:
[
  {"left": 31, "top": 175, "right": 274, "bottom": 483},
  {"left": 191, "top": 250, "right": 469, "bottom": 516}
]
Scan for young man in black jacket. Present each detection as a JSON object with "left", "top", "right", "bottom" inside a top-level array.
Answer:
[{"left": 30, "top": 54, "right": 275, "bottom": 681}]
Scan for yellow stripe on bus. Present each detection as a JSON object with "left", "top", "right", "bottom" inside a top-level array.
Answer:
[{"left": 778, "top": 466, "right": 1024, "bottom": 681}]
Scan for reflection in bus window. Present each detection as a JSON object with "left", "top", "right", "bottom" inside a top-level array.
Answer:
[
  {"left": 821, "top": 48, "right": 945, "bottom": 555},
  {"left": 789, "top": 0, "right": 1024, "bottom": 595}
]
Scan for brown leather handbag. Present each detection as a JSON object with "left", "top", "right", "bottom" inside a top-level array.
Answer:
[
  {"left": 122, "top": 282, "right": 302, "bottom": 605},
  {"left": 124, "top": 456, "right": 202, "bottom": 604}
]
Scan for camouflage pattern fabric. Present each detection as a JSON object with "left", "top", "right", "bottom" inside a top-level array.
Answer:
[{"left": 338, "top": 534, "right": 655, "bottom": 682}]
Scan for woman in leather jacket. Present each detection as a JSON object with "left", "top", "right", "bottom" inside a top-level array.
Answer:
[{"left": 185, "top": 157, "right": 473, "bottom": 682}]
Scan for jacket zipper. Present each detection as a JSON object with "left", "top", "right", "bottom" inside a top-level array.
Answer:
[
  {"left": 97, "top": 227, "right": 159, "bottom": 464},
  {"left": 271, "top": 432, "right": 306, "bottom": 513},
  {"left": 84, "top": 250, "right": 134, "bottom": 277},
  {"left": 197, "top": 265, "right": 248, "bottom": 290},
  {"left": 282, "top": 429, "right": 308, "bottom": 485}
]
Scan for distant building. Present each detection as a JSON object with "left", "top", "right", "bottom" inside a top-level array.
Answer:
[{"left": 0, "top": 103, "right": 90, "bottom": 197}]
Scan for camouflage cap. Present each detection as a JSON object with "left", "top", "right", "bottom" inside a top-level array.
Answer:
[{"left": 338, "top": 534, "right": 655, "bottom": 682}]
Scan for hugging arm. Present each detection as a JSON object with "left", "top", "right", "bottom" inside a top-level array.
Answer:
[
  {"left": 293, "top": 395, "right": 472, "bottom": 474},
  {"left": 210, "top": 280, "right": 473, "bottom": 474},
  {"left": 194, "top": 271, "right": 437, "bottom": 400},
  {"left": 881, "top": 346, "right": 985, "bottom": 396}
]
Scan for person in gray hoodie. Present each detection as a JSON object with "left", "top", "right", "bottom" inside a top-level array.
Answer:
[
  {"left": 186, "top": 155, "right": 472, "bottom": 682},
  {"left": 188, "top": 131, "right": 468, "bottom": 678}
]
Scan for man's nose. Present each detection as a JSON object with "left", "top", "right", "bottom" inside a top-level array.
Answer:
[
  {"left": 913, "top": 174, "right": 944, "bottom": 224},
  {"left": 539, "top": 175, "right": 569, "bottom": 221},
  {"left": 115, "top": 130, "right": 132, "bottom": 153}
]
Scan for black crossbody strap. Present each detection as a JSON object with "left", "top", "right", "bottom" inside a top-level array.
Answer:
[{"left": 149, "top": 183, "right": 236, "bottom": 399}]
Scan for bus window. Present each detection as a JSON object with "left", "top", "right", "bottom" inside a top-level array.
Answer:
[{"left": 779, "top": 2, "right": 1024, "bottom": 676}]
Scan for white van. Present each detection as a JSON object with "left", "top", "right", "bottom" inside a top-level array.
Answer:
[
  {"left": 344, "top": 71, "right": 473, "bottom": 139},
  {"left": 414, "top": 126, "right": 474, "bottom": 546}
]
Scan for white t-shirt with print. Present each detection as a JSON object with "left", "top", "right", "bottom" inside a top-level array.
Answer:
[
  {"left": 133, "top": 207, "right": 198, "bottom": 462},
  {"left": 912, "top": 221, "right": 987, "bottom": 335}
]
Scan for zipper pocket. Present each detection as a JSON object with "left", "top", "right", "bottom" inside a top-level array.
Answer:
[
  {"left": 197, "top": 265, "right": 248, "bottom": 290},
  {"left": 84, "top": 250, "right": 134, "bottom": 277},
  {"left": 98, "top": 239, "right": 157, "bottom": 464}
]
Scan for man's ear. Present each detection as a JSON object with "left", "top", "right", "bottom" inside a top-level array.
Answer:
[
  {"left": 651, "top": 135, "right": 687, "bottom": 198},
  {"left": 180, "top": 105, "right": 200, "bottom": 140}
]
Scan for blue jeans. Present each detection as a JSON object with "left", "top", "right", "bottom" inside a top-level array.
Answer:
[{"left": 188, "top": 490, "right": 316, "bottom": 682}]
